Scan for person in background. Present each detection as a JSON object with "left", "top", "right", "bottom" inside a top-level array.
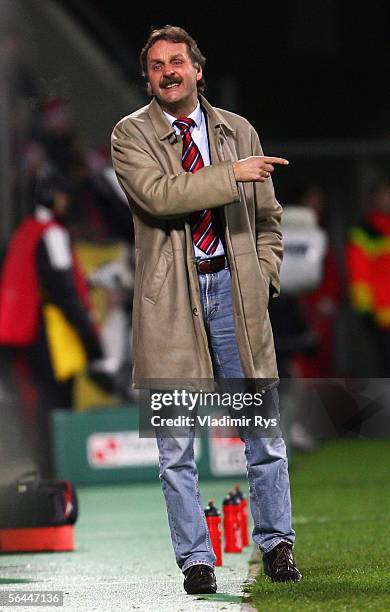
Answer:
[
  {"left": 290, "top": 184, "right": 342, "bottom": 379},
  {"left": 347, "top": 180, "right": 390, "bottom": 376},
  {"left": 270, "top": 184, "right": 342, "bottom": 451},
  {"left": 0, "top": 170, "right": 105, "bottom": 474},
  {"left": 111, "top": 24, "right": 302, "bottom": 595}
]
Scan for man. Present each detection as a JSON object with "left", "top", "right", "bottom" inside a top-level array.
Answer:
[{"left": 111, "top": 25, "right": 302, "bottom": 594}]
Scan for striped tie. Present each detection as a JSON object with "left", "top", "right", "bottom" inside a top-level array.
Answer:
[{"left": 173, "top": 117, "right": 219, "bottom": 255}]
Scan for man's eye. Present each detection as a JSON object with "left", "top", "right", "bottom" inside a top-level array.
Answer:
[
  {"left": 173, "top": 60, "right": 183, "bottom": 65},
  {"left": 153, "top": 65, "right": 162, "bottom": 71}
]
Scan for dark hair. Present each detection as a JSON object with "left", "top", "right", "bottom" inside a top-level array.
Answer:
[
  {"left": 34, "top": 170, "right": 74, "bottom": 208},
  {"left": 140, "top": 25, "right": 206, "bottom": 93}
]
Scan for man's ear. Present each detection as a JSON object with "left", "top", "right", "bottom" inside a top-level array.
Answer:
[
  {"left": 146, "top": 81, "right": 152, "bottom": 96},
  {"left": 196, "top": 65, "right": 203, "bottom": 83}
]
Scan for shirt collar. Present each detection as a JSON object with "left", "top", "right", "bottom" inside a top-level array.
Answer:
[
  {"left": 163, "top": 100, "right": 203, "bottom": 129},
  {"left": 148, "top": 95, "right": 235, "bottom": 141}
]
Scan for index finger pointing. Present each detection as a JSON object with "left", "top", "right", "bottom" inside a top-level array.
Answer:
[{"left": 262, "top": 156, "right": 289, "bottom": 165}]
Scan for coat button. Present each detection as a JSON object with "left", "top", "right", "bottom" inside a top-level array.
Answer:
[{"left": 192, "top": 307, "right": 198, "bottom": 316}]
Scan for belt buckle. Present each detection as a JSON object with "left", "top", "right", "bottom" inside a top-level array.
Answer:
[
  {"left": 193, "top": 257, "right": 206, "bottom": 272},
  {"left": 198, "top": 259, "right": 211, "bottom": 273},
  {"left": 194, "top": 256, "right": 228, "bottom": 274}
]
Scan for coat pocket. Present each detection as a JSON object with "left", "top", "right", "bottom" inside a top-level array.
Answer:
[{"left": 142, "top": 250, "right": 174, "bottom": 305}]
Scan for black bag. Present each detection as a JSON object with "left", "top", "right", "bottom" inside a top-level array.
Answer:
[{"left": 0, "top": 471, "right": 78, "bottom": 529}]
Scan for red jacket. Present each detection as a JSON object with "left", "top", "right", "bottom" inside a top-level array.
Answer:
[
  {"left": 347, "top": 209, "right": 390, "bottom": 328},
  {"left": 0, "top": 217, "right": 90, "bottom": 346}
]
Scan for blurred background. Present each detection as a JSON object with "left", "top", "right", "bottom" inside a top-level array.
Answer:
[{"left": 0, "top": 0, "right": 389, "bottom": 484}]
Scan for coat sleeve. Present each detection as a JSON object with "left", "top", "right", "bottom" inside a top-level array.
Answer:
[
  {"left": 251, "top": 126, "right": 283, "bottom": 298},
  {"left": 37, "top": 235, "right": 103, "bottom": 361},
  {"left": 111, "top": 121, "right": 240, "bottom": 219}
]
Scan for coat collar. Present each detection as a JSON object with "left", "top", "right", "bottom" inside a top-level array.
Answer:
[
  {"left": 147, "top": 95, "right": 236, "bottom": 141},
  {"left": 199, "top": 95, "right": 236, "bottom": 135}
]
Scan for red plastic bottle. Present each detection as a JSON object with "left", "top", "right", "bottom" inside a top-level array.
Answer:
[
  {"left": 233, "top": 484, "right": 249, "bottom": 547},
  {"left": 223, "top": 491, "right": 242, "bottom": 553},
  {"left": 204, "top": 499, "right": 222, "bottom": 566}
]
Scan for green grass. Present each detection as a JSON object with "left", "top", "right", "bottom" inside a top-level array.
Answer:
[{"left": 250, "top": 439, "right": 390, "bottom": 611}]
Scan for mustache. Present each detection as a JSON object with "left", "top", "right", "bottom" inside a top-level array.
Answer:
[{"left": 160, "top": 76, "right": 182, "bottom": 88}]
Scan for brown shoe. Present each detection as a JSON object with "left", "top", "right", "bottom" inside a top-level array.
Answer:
[
  {"left": 263, "top": 542, "right": 302, "bottom": 582},
  {"left": 183, "top": 564, "right": 217, "bottom": 594}
]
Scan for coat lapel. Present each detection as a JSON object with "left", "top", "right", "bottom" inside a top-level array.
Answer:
[{"left": 199, "top": 95, "right": 236, "bottom": 165}]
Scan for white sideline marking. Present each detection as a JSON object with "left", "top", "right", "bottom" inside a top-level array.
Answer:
[{"left": 293, "top": 514, "right": 378, "bottom": 524}]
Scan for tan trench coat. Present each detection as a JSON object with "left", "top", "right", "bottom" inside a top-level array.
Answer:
[{"left": 111, "top": 95, "right": 283, "bottom": 390}]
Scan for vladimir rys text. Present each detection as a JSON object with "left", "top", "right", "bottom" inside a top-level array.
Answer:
[{"left": 150, "top": 413, "right": 278, "bottom": 429}]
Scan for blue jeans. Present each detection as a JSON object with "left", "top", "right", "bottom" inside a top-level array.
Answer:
[{"left": 155, "top": 266, "right": 295, "bottom": 572}]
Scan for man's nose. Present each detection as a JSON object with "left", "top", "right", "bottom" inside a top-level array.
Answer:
[{"left": 162, "top": 66, "right": 175, "bottom": 76}]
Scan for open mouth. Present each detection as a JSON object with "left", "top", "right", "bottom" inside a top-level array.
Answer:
[{"left": 162, "top": 81, "right": 181, "bottom": 90}]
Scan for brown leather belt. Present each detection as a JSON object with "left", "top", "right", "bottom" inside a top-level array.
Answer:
[{"left": 195, "top": 255, "right": 229, "bottom": 274}]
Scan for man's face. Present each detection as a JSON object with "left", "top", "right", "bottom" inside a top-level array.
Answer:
[{"left": 146, "top": 40, "right": 202, "bottom": 115}]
